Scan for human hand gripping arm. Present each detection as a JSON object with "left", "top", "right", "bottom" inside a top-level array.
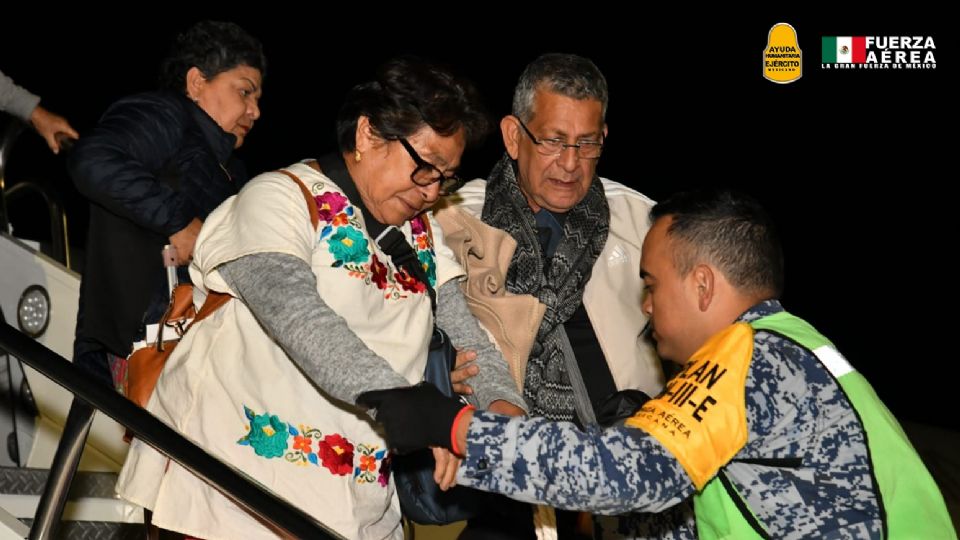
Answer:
[
  {"left": 357, "top": 383, "right": 474, "bottom": 455},
  {"left": 451, "top": 348, "right": 479, "bottom": 396},
  {"left": 431, "top": 447, "right": 461, "bottom": 491},
  {"left": 449, "top": 350, "right": 523, "bottom": 418},
  {"left": 436, "top": 280, "right": 526, "bottom": 415},
  {"left": 0, "top": 70, "right": 76, "bottom": 154},
  {"left": 29, "top": 105, "right": 78, "bottom": 154},
  {"left": 357, "top": 384, "right": 694, "bottom": 513}
]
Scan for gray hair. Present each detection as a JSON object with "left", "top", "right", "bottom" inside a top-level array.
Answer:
[{"left": 511, "top": 53, "right": 608, "bottom": 122}]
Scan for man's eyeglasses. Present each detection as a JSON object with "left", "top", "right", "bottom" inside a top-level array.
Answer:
[
  {"left": 516, "top": 117, "right": 604, "bottom": 159},
  {"left": 397, "top": 138, "right": 464, "bottom": 194}
]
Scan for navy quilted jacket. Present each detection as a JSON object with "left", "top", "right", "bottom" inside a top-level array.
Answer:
[{"left": 69, "top": 91, "right": 247, "bottom": 356}]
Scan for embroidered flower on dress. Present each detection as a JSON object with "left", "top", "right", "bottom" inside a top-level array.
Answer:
[
  {"left": 377, "top": 453, "right": 392, "bottom": 487},
  {"left": 395, "top": 268, "right": 426, "bottom": 294},
  {"left": 410, "top": 216, "right": 426, "bottom": 235},
  {"left": 359, "top": 454, "right": 377, "bottom": 472},
  {"left": 292, "top": 434, "right": 313, "bottom": 453},
  {"left": 328, "top": 227, "right": 369, "bottom": 266},
  {"left": 238, "top": 407, "right": 388, "bottom": 486},
  {"left": 355, "top": 444, "right": 390, "bottom": 484},
  {"left": 332, "top": 212, "right": 350, "bottom": 226},
  {"left": 370, "top": 254, "right": 389, "bottom": 289},
  {"left": 418, "top": 250, "right": 437, "bottom": 287},
  {"left": 315, "top": 192, "right": 349, "bottom": 223},
  {"left": 316, "top": 191, "right": 438, "bottom": 300},
  {"left": 318, "top": 433, "right": 355, "bottom": 476},
  {"left": 285, "top": 425, "right": 322, "bottom": 467},
  {"left": 237, "top": 407, "right": 289, "bottom": 459}
]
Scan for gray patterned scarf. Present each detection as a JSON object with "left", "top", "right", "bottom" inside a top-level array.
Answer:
[{"left": 481, "top": 153, "right": 610, "bottom": 421}]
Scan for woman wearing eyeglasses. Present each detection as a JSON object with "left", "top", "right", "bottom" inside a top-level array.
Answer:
[{"left": 115, "top": 56, "right": 525, "bottom": 539}]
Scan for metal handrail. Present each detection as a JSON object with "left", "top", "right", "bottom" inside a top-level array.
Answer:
[
  {"left": 0, "top": 115, "right": 70, "bottom": 268},
  {"left": 0, "top": 116, "right": 25, "bottom": 236},
  {"left": 0, "top": 321, "right": 343, "bottom": 539},
  {"left": 4, "top": 182, "right": 70, "bottom": 268}
]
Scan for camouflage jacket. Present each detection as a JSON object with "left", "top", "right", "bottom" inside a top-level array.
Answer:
[{"left": 457, "top": 300, "right": 882, "bottom": 539}]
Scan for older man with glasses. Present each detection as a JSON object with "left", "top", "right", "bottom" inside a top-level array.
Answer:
[{"left": 435, "top": 53, "right": 666, "bottom": 539}]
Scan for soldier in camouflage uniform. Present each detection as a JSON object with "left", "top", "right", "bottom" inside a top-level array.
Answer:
[{"left": 362, "top": 189, "right": 955, "bottom": 539}]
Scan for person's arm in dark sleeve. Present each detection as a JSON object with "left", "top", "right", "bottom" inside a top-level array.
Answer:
[{"left": 68, "top": 95, "right": 196, "bottom": 237}]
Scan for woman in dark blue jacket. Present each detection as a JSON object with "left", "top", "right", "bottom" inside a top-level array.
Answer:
[{"left": 69, "top": 20, "right": 265, "bottom": 388}]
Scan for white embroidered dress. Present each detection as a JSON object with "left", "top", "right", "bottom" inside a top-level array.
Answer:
[{"left": 116, "top": 162, "right": 463, "bottom": 539}]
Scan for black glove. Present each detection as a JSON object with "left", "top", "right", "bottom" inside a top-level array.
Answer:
[{"left": 357, "top": 383, "right": 469, "bottom": 454}]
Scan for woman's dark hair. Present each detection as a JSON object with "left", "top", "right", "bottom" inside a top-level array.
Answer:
[
  {"left": 159, "top": 20, "right": 266, "bottom": 92},
  {"left": 336, "top": 56, "right": 490, "bottom": 152}
]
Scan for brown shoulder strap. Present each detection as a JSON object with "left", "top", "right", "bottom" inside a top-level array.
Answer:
[
  {"left": 278, "top": 168, "right": 320, "bottom": 231},
  {"left": 194, "top": 291, "right": 231, "bottom": 323},
  {"left": 157, "top": 288, "right": 230, "bottom": 345}
]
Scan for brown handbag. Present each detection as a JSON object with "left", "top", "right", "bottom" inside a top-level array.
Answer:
[{"left": 124, "top": 165, "right": 320, "bottom": 408}]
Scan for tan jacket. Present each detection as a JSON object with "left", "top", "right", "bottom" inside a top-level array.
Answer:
[
  {"left": 435, "top": 178, "right": 664, "bottom": 397},
  {"left": 434, "top": 204, "right": 546, "bottom": 391}
]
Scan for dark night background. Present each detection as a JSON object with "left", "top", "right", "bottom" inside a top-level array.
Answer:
[{"left": 3, "top": 10, "right": 954, "bottom": 429}]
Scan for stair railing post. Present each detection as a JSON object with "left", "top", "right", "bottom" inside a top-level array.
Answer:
[{"left": 28, "top": 397, "right": 95, "bottom": 540}]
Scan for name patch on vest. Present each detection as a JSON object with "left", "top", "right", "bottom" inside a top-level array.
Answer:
[{"left": 626, "top": 323, "right": 754, "bottom": 489}]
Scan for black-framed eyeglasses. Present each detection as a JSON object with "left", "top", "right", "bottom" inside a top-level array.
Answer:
[
  {"left": 396, "top": 138, "right": 464, "bottom": 194},
  {"left": 516, "top": 117, "right": 604, "bottom": 159}
]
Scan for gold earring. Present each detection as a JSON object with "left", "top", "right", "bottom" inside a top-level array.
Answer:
[{"left": 354, "top": 150, "right": 362, "bottom": 163}]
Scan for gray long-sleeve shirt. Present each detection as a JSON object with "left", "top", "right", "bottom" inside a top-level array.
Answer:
[
  {"left": 218, "top": 251, "right": 525, "bottom": 410},
  {"left": 0, "top": 70, "right": 40, "bottom": 121}
]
